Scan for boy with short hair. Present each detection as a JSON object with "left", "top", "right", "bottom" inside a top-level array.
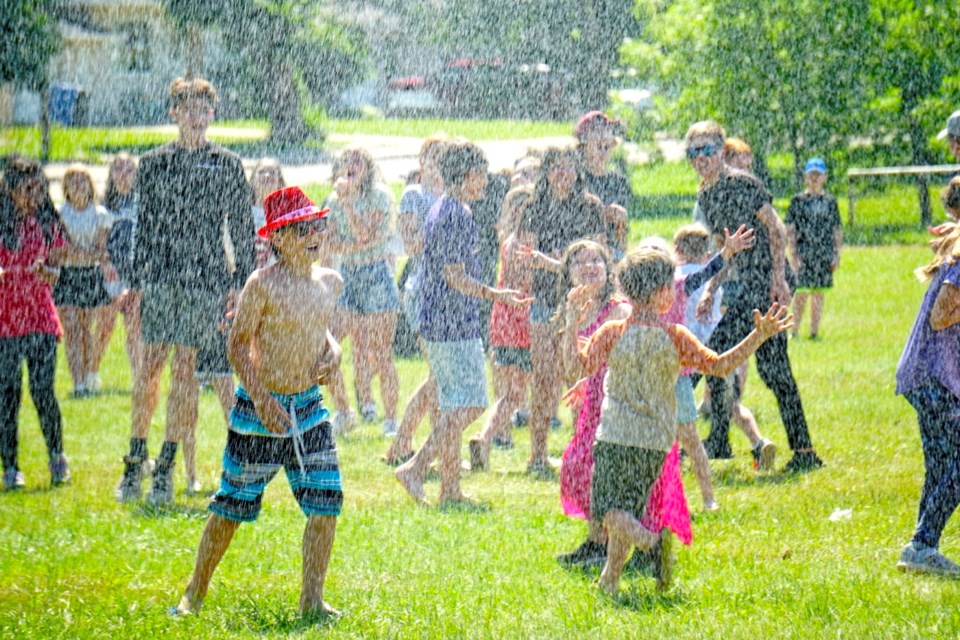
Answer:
[
  {"left": 573, "top": 246, "right": 792, "bottom": 594},
  {"left": 175, "top": 186, "right": 343, "bottom": 618},
  {"left": 786, "top": 157, "right": 842, "bottom": 339},
  {"left": 394, "top": 141, "right": 529, "bottom": 507},
  {"left": 118, "top": 76, "right": 255, "bottom": 504}
]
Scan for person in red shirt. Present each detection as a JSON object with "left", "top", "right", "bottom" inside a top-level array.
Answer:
[{"left": 0, "top": 156, "right": 70, "bottom": 490}]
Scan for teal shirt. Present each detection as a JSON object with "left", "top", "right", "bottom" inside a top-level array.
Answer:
[{"left": 323, "top": 186, "right": 394, "bottom": 265}]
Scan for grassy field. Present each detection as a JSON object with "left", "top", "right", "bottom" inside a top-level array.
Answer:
[{"left": 2, "top": 235, "right": 958, "bottom": 638}]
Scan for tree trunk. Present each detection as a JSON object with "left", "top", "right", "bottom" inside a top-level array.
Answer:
[
  {"left": 39, "top": 83, "right": 51, "bottom": 164},
  {"left": 184, "top": 27, "right": 205, "bottom": 77},
  {"left": 907, "top": 115, "right": 932, "bottom": 226},
  {"left": 264, "top": 59, "right": 309, "bottom": 145}
]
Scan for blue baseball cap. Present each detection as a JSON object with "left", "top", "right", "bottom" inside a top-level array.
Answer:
[{"left": 804, "top": 157, "right": 827, "bottom": 175}]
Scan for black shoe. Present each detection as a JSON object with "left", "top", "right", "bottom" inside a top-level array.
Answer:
[
  {"left": 625, "top": 541, "right": 659, "bottom": 576},
  {"left": 702, "top": 437, "right": 733, "bottom": 460},
  {"left": 557, "top": 539, "right": 606, "bottom": 568},
  {"left": 784, "top": 451, "right": 824, "bottom": 473}
]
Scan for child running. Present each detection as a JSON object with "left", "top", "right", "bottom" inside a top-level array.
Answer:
[
  {"left": 175, "top": 186, "right": 344, "bottom": 618},
  {"left": 573, "top": 246, "right": 791, "bottom": 595},
  {"left": 895, "top": 179, "right": 960, "bottom": 577}
]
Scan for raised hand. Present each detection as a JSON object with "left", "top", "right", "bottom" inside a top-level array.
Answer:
[
  {"left": 753, "top": 302, "right": 794, "bottom": 339},
  {"left": 562, "top": 378, "right": 588, "bottom": 411},
  {"left": 721, "top": 224, "right": 755, "bottom": 259}
]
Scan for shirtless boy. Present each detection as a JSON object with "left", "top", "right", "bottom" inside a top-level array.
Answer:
[{"left": 175, "top": 186, "right": 344, "bottom": 618}]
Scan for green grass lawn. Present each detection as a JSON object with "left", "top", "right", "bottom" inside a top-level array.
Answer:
[{"left": 2, "top": 239, "right": 959, "bottom": 638}]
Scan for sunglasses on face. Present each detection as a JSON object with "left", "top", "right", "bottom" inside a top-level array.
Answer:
[
  {"left": 686, "top": 144, "right": 721, "bottom": 160},
  {"left": 287, "top": 218, "right": 327, "bottom": 237}
]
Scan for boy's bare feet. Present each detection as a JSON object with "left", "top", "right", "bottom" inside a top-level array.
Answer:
[
  {"left": 173, "top": 593, "right": 202, "bottom": 616},
  {"left": 438, "top": 493, "right": 489, "bottom": 511},
  {"left": 395, "top": 465, "right": 429, "bottom": 505},
  {"left": 303, "top": 601, "right": 341, "bottom": 620}
]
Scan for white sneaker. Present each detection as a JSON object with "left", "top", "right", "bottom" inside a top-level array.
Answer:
[
  {"left": 331, "top": 411, "right": 357, "bottom": 436},
  {"left": 85, "top": 372, "right": 102, "bottom": 393},
  {"left": 382, "top": 419, "right": 398, "bottom": 437}
]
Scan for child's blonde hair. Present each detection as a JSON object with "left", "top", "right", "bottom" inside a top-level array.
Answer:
[
  {"left": 497, "top": 185, "right": 533, "bottom": 241},
  {"left": 942, "top": 176, "right": 960, "bottom": 217},
  {"left": 673, "top": 224, "right": 712, "bottom": 262},
  {"left": 62, "top": 164, "right": 97, "bottom": 207},
  {"left": 917, "top": 225, "right": 960, "bottom": 282},
  {"left": 617, "top": 247, "right": 676, "bottom": 305}
]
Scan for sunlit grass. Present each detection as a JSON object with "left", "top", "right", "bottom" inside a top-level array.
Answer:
[{"left": 2, "top": 240, "right": 958, "bottom": 638}]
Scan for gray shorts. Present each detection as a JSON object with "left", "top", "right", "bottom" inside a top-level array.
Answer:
[{"left": 140, "top": 284, "right": 226, "bottom": 350}]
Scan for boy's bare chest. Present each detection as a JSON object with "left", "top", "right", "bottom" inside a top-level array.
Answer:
[{"left": 263, "top": 284, "right": 332, "bottom": 333}]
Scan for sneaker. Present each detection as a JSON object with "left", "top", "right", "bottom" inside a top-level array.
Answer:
[
  {"left": 331, "top": 411, "right": 357, "bottom": 436},
  {"left": 511, "top": 410, "right": 529, "bottom": 428},
  {"left": 752, "top": 439, "right": 777, "bottom": 471},
  {"left": 702, "top": 437, "right": 733, "bottom": 460},
  {"left": 897, "top": 542, "right": 960, "bottom": 578},
  {"left": 85, "top": 372, "right": 102, "bottom": 393},
  {"left": 784, "top": 451, "right": 824, "bottom": 473},
  {"left": 360, "top": 403, "right": 378, "bottom": 423},
  {"left": 70, "top": 384, "right": 88, "bottom": 399},
  {"left": 557, "top": 539, "right": 607, "bottom": 568},
  {"left": 382, "top": 418, "right": 398, "bottom": 437},
  {"left": 3, "top": 468, "right": 25, "bottom": 491},
  {"left": 703, "top": 499, "right": 720, "bottom": 512},
  {"left": 492, "top": 433, "right": 514, "bottom": 450},
  {"left": 147, "top": 464, "right": 175, "bottom": 506},
  {"left": 655, "top": 530, "right": 676, "bottom": 591},
  {"left": 49, "top": 454, "right": 71, "bottom": 486},
  {"left": 115, "top": 456, "right": 149, "bottom": 503},
  {"left": 468, "top": 437, "right": 489, "bottom": 472},
  {"left": 185, "top": 479, "right": 203, "bottom": 496}
]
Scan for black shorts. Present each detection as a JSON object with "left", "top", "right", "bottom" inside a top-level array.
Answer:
[
  {"left": 54, "top": 266, "right": 111, "bottom": 308},
  {"left": 492, "top": 346, "right": 532, "bottom": 372},
  {"left": 591, "top": 441, "right": 665, "bottom": 523}
]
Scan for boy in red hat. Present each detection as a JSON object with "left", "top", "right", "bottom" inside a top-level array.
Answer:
[{"left": 175, "top": 186, "right": 344, "bottom": 619}]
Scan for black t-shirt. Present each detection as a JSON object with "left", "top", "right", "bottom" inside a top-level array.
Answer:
[
  {"left": 585, "top": 169, "right": 632, "bottom": 254},
  {"left": 697, "top": 170, "right": 774, "bottom": 303},
  {"left": 519, "top": 190, "right": 605, "bottom": 308},
  {"left": 133, "top": 142, "right": 254, "bottom": 291},
  {"left": 785, "top": 192, "right": 841, "bottom": 267},
  {"left": 472, "top": 172, "right": 510, "bottom": 286}
]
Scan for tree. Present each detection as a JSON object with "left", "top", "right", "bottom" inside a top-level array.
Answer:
[
  {"left": 624, "top": 0, "right": 876, "bottom": 190},
  {"left": 164, "top": 0, "right": 368, "bottom": 143},
  {"left": 1, "top": 1, "right": 61, "bottom": 161}
]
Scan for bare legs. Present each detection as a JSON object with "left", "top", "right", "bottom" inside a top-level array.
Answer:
[
  {"left": 396, "top": 406, "right": 483, "bottom": 504},
  {"left": 598, "top": 509, "right": 659, "bottom": 595},
  {"left": 470, "top": 362, "right": 527, "bottom": 470},
  {"left": 177, "top": 514, "right": 338, "bottom": 617},
  {"left": 353, "top": 312, "right": 399, "bottom": 423},
  {"left": 529, "top": 323, "right": 562, "bottom": 468},
  {"left": 676, "top": 421, "right": 716, "bottom": 508},
  {"left": 60, "top": 306, "right": 100, "bottom": 393},
  {"left": 792, "top": 291, "right": 825, "bottom": 338}
]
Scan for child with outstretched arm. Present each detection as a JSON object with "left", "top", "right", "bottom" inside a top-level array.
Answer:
[
  {"left": 573, "top": 246, "right": 792, "bottom": 595},
  {"left": 175, "top": 186, "right": 344, "bottom": 618}
]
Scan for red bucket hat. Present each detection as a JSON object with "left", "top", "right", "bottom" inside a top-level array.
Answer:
[{"left": 257, "top": 186, "right": 328, "bottom": 238}]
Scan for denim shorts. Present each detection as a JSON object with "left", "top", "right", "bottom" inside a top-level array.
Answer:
[
  {"left": 675, "top": 375, "right": 697, "bottom": 424},
  {"left": 338, "top": 261, "right": 400, "bottom": 316},
  {"left": 426, "top": 338, "right": 488, "bottom": 410}
]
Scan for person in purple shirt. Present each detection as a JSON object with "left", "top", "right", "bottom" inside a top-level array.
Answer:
[
  {"left": 395, "top": 141, "right": 529, "bottom": 508},
  {"left": 895, "top": 178, "right": 960, "bottom": 577}
]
